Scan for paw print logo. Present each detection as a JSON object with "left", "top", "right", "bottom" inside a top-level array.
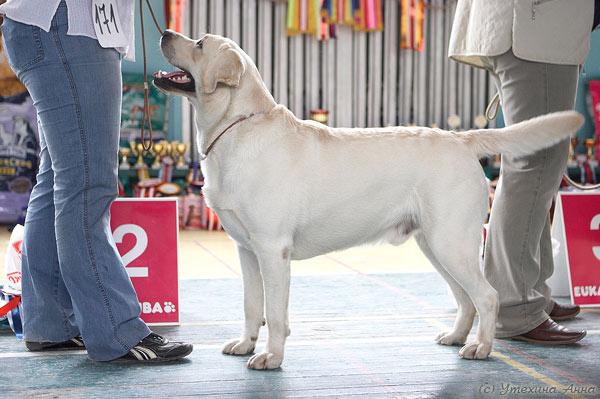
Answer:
[{"left": 164, "top": 302, "right": 176, "bottom": 313}]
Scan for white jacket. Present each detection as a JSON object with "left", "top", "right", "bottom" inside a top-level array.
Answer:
[
  {"left": 449, "top": 0, "right": 595, "bottom": 68},
  {"left": 0, "top": 0, "right": 136, "bottom": 61}
]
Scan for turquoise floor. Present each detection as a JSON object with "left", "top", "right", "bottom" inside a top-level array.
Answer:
[{"left": 2, "top": 273, "right": 599, "bottom": 398}]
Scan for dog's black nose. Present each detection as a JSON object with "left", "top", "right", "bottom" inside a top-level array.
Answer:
[{"left": 162, "top": 30, "right": 175, "bottom": 38}]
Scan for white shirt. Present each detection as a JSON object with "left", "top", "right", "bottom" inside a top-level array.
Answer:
[
  {"left": 449, "top": 0, "right": 595, "bottom": 68},
  {"left": 0, "top": 0, "right": 136, "bottom": 61}
]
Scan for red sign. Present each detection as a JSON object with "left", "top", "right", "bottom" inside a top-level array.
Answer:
[
  {"left": 554, "top": 192, "right": 600, "bottom": 306},
  {"left": 110, "top": 198, "right": 179, "bottom": 324}
]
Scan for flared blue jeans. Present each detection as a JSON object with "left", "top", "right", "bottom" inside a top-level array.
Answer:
[{"left": 1, "top": 2, "right": 150, "bottom": 360}]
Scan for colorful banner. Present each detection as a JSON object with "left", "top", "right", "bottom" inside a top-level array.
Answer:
[
  {"left": 400, "top": 0, "right": 425, "bottom": 51},
  {"left": 354, "top": 0, "right": 383, "bottom": 32},
  {"left": 321, "top": 0, "right": 355, "bottom": 25},
  {"left": 320, "top": 0, "right": 383, "bottom": 32},
  {"left": 166, "top": 0, "right": 187, "bottom": 33},
  {"left": 287, "top": 0, "right": 323, "bottom": 37}
]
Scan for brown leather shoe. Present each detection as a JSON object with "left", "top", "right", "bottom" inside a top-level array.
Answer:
[
  {"left": 510, "top": 319, "right": 586, "bottom": 344},
  {"left": 549, "top": 302, "right": 580, "bottom": 321}
]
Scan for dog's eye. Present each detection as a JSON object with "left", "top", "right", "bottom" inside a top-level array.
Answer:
[{"left": 196, "top": 39, "right": 204, "bottom": 49}]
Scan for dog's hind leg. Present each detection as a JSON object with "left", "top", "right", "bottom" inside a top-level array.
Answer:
[
  {"left": 247, "top": 243, "right": 292, "bottom": 370},
  {"left": 421, "top": 224, "right": 498, "bottom": 360},
  {"left": 222, "top": 245, "right": 265, "bottom": 356},
  {"left": 415, "top": 233, "right": 476, "bottom": 346}
]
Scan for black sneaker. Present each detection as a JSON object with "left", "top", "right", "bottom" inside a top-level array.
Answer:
[
  {"left": 122, "top": 332, "right": 193, "bottom": 362},
  {"left": 26, "top": 335, "right": 85, "bottom": 351}
]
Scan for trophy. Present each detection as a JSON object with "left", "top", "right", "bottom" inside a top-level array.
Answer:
[
  {"left": 310, "top": 109, "right": 329, "bottom": 124},
  {"left": 567, "top": 137, "right": 578, "bottom": 167},
  {"left": 164, "top": 141, "right": 174, "bottom": 161},
  {"left": 118, "top": 147, "right": 131, "bottom": 169},
  {"left": 136, "top": 142, "right": 148, "bottom": 169},
  {"left": 175, "top": 142, "right": 189, "bottom": 169},
  {"left": 585, "top": 138, "right": 597, "bottom": 167},
  {"left": 129, "top": 141, "right": 146, "bottom": 169},
  {"left": 150, "top": 141, "right": 166, "bottom": 169}
]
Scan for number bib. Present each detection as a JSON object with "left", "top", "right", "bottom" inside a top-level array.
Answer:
[{"left": 92, "top": 0, "right": 129, "bottom": 48}]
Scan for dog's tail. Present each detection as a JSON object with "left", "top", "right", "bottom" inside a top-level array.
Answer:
[{"left": 459, "top": 111, "right": 584, "bottom": 158}]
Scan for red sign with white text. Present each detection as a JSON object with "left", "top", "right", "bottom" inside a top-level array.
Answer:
[
  {"left": 110, "top": 198, "right": 179, "bottom": 324},
  {"left": 557, "top": 192, "right": 600, "bottom": 306}
]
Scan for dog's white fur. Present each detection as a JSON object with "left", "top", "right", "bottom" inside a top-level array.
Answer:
[{"left": 155, "top": 30, "right": 584, "bottom": 369}]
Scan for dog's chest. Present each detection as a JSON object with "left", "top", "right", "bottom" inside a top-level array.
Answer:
[{"left": 209, "top": 205, "right": 253, "bottom": 249}]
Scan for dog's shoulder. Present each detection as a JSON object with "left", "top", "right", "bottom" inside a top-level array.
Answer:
[{"left": 260, "top": 104, "right": 329, "bottom": 138}]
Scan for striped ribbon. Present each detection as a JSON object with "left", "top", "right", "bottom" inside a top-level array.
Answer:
[
  {"left": 400, "top": 0, "right": 425, "bottom": 51},
  {"left": 354, "top": 0, "right": 383, "bottom": 31},
  {"left": 136, "top": 167, "right": 152, "bottom": 197},
  {"left": 140, "top": 187, "right": 155, "bottom": 197},
  {"left": 166, "top": 0, "right": 187, "bottom": 33},
  {"left": 158, "top": 157, "right": 174, "bottom": 183},
  {"left": 137, "top": 167, "right": 150, "bottom": 182},
  {"left": 321, "top": 0, "right": 358, "bottom": 25},
  {"left": 287, "top": 0, "right": 323, "bottom": 37},
  {"left": 204, "top": 206, "right": 223, "bottom": 231},
  {"left": 118, "top": 179, "right": 126, "bottom": 196},
  {"left": 580, "top": 161, "right": 597, "bottom": 184},
  {"left": 186, "top": 162, "right": 204, "bottom": 194}
]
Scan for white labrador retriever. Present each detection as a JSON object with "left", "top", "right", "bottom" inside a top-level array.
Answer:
[{"left": 153, "top": 30, "right": 583, "bottom": 369}]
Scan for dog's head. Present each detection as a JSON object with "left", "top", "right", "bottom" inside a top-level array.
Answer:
[{"left": 153, "top": 30, "right": 246, "bottom": 98}]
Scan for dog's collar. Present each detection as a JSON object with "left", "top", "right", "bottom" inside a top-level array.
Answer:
[{"left": 200, "top": 113, "right": 258, "bottom": 160}]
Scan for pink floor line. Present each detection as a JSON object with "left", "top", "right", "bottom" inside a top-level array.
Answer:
[
  {"left": 324, "top": 254, "right": 439, "bottom": 310},
  {"left": 495, "top": 339, "right": 597, "bottom": 390},
  {"left": 193, "top": 240, "right": 241, "bottom": 277},
  {"left": 329, "top": 340, "right": 403, "bottom": 398}
]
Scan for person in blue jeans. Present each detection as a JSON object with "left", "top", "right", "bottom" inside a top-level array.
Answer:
[{"left": 0, "top": 0, "right": 192, "bottom": 362}]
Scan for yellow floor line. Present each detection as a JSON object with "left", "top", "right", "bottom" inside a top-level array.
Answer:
[
  {"left": 425, "top": 318, "right": 585, "bottom": 399},
  {"left": 581, "top": 308, "right": 600, "bottom": 313},
  {"left": 491, "top": 351, "right": 585, "bottom": 399}
]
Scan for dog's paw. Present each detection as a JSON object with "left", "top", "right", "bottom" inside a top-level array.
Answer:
[
  {"left": 222, "top": 338, "right": 256, "bottom": 356},
  {"left": 458, "top": 341, "right": 491, "bottom": 360},
  {"left": 246, "top": 351, "right": 283, "bottom": 370},
  {"left": 435, "top": 330, "right": 467, "bottom": 346}
]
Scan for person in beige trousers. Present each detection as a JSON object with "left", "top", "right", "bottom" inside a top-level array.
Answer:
[{"left": 449, "top": 0, "right": 599, "bottom": 344}]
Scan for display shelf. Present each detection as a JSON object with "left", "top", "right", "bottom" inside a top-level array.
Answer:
[
  {"left": 118, "top": 167, "right": 188, "bottom": 196},
  {"left": 117, "top": 167, "right": 188, "bottom": 178}
]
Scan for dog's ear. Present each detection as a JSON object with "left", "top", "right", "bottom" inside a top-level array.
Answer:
[{"left": 202, "top": 44, "right": 245, "bottom": 94}]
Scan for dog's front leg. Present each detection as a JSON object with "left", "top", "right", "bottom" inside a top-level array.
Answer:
[
  {"left": 247, "top": 247, "right": 291, "bottom": 370},
  {"left": 223, "top": 245, "right": 265, "bottom": 356}
]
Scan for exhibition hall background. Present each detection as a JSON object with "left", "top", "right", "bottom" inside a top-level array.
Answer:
[{"left": 127, "top": 0, "right": 600, "bottom": 159}]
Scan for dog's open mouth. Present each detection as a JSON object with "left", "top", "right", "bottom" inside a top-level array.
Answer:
[{"left": 152, "top": 70, "right": 195, "bottom": 93}]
